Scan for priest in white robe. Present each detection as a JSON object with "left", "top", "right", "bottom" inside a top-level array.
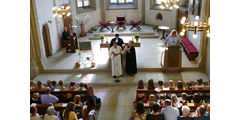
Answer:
[{"left": 109, "top": 42, "right": 125, "bottom": 78}]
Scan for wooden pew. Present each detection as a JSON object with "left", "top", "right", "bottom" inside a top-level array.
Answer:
[
  {"left": 136, "top": 88, "right": 210, "bottom": 100},
  {"left": 144, "top": 103, "right": 209, "bottom": 109},
  {"left": 30, "top": 89, "right": 90, "bottom": 105}
]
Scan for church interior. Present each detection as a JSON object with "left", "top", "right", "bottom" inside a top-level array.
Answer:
[{"left": 30, "top": 0, "right": 210, "bottom": 120}]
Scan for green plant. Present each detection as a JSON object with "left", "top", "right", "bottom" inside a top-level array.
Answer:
[
  {"left": 99, "top": 35, "right": 105, "bottom": 39},
  {"left": 135, "top": 34, "right": 140, "bottom": 39}
]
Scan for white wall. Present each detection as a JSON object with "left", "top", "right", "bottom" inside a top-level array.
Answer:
[
  {"left": 34, "top": 0, "right": 62, "bottom": 57},
  {"left": 145, "top": 0, "right": 177, "bottom": 30},
  {"left": 70, "top": 0, "right": 101, "bottom": 34},
  {"left": 104, "top": 0, "right": 142, "bottom": 23}
]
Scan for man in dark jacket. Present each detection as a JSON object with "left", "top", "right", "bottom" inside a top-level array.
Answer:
[{"left": 110, "top": 34, "right": 124, "bottom": 48}]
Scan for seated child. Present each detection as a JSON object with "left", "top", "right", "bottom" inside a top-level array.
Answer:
[
  {"left": 177, "top": 81, "right": 184, "bottom": 90},
  {"left": 79, "top": 82, "right": 87, "bottom": 91},
  {"left": 158, "top": 94, "right": 166, "bottom": 105},
  {"left": 171, "top": 94, "right": 180, "bottom": 108},
  {"left": 179, "top": 93, "right": 189, "bottom": 103},
  {"left": 148, "top": 94, "right": 155, "bottom": 108},
  {"left": 185, "top": 80, "right": 195, "bottom": 89},
  {"left": 37, "top": 81, "right": 45, "bottom": 89},
  {"left": 51, "top": 80, "right": 58, "bottom": 89},
  {"left": 30, "top": 81, "right": 35, "bottom": 89},
  {"left": 69, "top": 82, "right": 76, "bottom": 89},
  {"left": 57, "top": 80, "right": 66, "bottom": 89},
  {"left": 169, "top": 80, "right": 175, "bottom": 89},
  {"left": 157, "top": 80, "right": 164, "bottom": 89},
  {"left": 195, "top": 79, "right": 205, "bottom": 88},
  {"left": 147, "top": 79, "right": 155, "bottom": 90},
  {"left": 46, "top": 80, "right": 54, "bottom": 89}
]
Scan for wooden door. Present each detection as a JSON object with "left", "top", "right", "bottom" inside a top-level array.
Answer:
[{"left": 42, "top": 25, "right": 50, "bottom": 57}]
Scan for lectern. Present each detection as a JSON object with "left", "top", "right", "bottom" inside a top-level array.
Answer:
[{"left": 163, "top": 46, "right": 182, "bottom": 72}]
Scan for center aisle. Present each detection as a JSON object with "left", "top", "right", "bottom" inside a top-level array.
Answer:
[{"left": 93, "top": 86, "right": 136, "bottom": 120}]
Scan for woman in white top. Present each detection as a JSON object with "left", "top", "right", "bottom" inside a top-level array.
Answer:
[{"left": 164, "top": 30, "right": 181, "bottom": 47}]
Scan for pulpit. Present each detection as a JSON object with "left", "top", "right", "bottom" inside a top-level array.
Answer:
[{"left": 163, "top": 46, "right": 182, "bottom": 72}]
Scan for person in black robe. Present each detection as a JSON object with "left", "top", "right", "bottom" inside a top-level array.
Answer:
[
  {"left": 110, "top": 34, "right": 124, "bottom": 48},
  {"left": 62, "top": 27, "right": 70, "bottom": 40},
  {"left": 125, "top": 41, "right": 137, "bottom": 75}
]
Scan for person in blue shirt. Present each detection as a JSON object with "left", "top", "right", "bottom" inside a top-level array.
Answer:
[
  {"left": 165, "top": 30, "right": 181, "bottom": 47},
  {"left": 41, "top": 87, "right": 59, "bottom": 104}
]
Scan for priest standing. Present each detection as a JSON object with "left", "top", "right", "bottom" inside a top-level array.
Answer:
[
  {"left": 109, "top": 42, "right": 124, "bottom": 78},
  {"left": 125, "top": 41, "right": 137, "bottom": 76},
  {"left": 110, "top": 34, "right": 124, "bottom": 48}
]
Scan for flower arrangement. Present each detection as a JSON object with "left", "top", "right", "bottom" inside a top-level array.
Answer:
[
  {"left": 99, "top": 35, "right": 105, "bottom": 40},
  {"left": 135, "top": 34, "right": 140, "bottom": 39},
  {"left": 75, "top": 62, "right": 80, "bottom": 68}
]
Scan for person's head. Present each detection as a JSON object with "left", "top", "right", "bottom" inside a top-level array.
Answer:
[
  {"left": 129, "top": 41, "right": 134, "bottom": 47},
  {"left": 147, "top": 79, "right": 155, "bottom": 90},
  {"left": 79, "top": 82, "right": 84, "bottom": 88},
  {"left": 207, "top": 104, "right": 210, "bottom": 113},
  {"left": 158, "top": 80, "right": 163, "bottom": 87},
  {"left": 197, "top": 79, "right": 203, "bottom": 85},
  {"left": 113, "top": 42, "right": 117, "bottom": 48},
  {"left": 46, "top": 106, "right": 55, "bottom": 116},
  {"left": 83, "top": 83, "right": 88, "bottom": 89},
  {"left": 70, "top": 82, "right": 75, "bottom": 88},
  {"left": 193, "top": 93, "right": 201, "bottom": 103},
  {"left": 169, "top": 80, "right": 174, "bottom": 87},
  {"left": 115, "top": 34, "right": 119, "bottom": 39},
  {"left": 149, "top": 94, "right": 155, "bottom": 102},
  {"left": 187, "top": 80, "right": 193, "bottom": 88},
  {"left": 37, "top": 81, "right": 42, "bottom": 87},
  {"left": 30, "top": 106, "right": 37, "bottom": 115},
  {"left": 74, "top": 95, "right": 81, "bottom": 104},
  {"left": 137, "top": 80, "right": 144, "bottom": 89},
  {"left": 152, "top": 102, "right": 160, "bottom": 112},
  {"left": 66, "top": 93, "right": 72, "bottom": 100},
  {"left": 198, "top": 105, "right": 207, "bottom": 117},
  {"left": 181, "top": 93, "right": 188, "bottom": 100},
  {"left": 164, "top": 99, "right": 172, "bottom": 107},
  {"left": 159, "top": 94, "right": 166, "bottom": 100},
  {"left": 47, "top": 80, "right": 52, "bottom": 85},
  {"left": 171, "top": 94, "right": 178, "bottom": 103},
  {"left": 177, "top": 81, "right": 183, "bottom": 89},
  {"left": 170, "top": 30, "right": 178, "bottom": 37},
  {"left": 45, "top": 87, "right": 51, "bottom": 94},
  {"left": 64, "top": 102, "right": 75, "bottom": 120},
  {"left": 30, "top": 81, "right": 35, "bottom": 87},
  {"left": 136, "top": 101, "right": 145, "bottom": 114},
  {"left": 182, "top": 105, "right": 190, "bottom": 116},
  {"left": 58, "top": 80, "right": 64, "bottom": 86},
  {"left": 52, "top": 80, "right": 57, "bottom": 87},
  {"left": 32, "top": 92, "right": 40, "bottom": 99}
]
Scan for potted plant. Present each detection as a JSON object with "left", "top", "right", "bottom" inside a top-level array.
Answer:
[
  {"left": 99, "top": 35, "right": 105, "bottom": 43},
  {"left": 135, "top": 34, "right": 140, "bottom": 42}
]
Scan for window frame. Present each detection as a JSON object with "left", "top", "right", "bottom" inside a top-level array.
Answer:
[
  {"left": 76, "top": 0, "right": 96, "bottom": 14},
  {"left": 107, "top": 0, "right": 137, "bottom": 10}
]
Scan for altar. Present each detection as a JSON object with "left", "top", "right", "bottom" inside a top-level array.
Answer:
[{"left": 99, "top": 36, "right": 141, "bottom": 48}]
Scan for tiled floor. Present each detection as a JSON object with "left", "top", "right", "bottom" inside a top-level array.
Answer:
[{"left": 44, "top": 36, "right": 199, "bottom": 69}]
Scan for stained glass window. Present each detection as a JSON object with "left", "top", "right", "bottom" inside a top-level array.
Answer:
[{"left": 110, "top": 0, "right": 133, "bottom": 4}]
